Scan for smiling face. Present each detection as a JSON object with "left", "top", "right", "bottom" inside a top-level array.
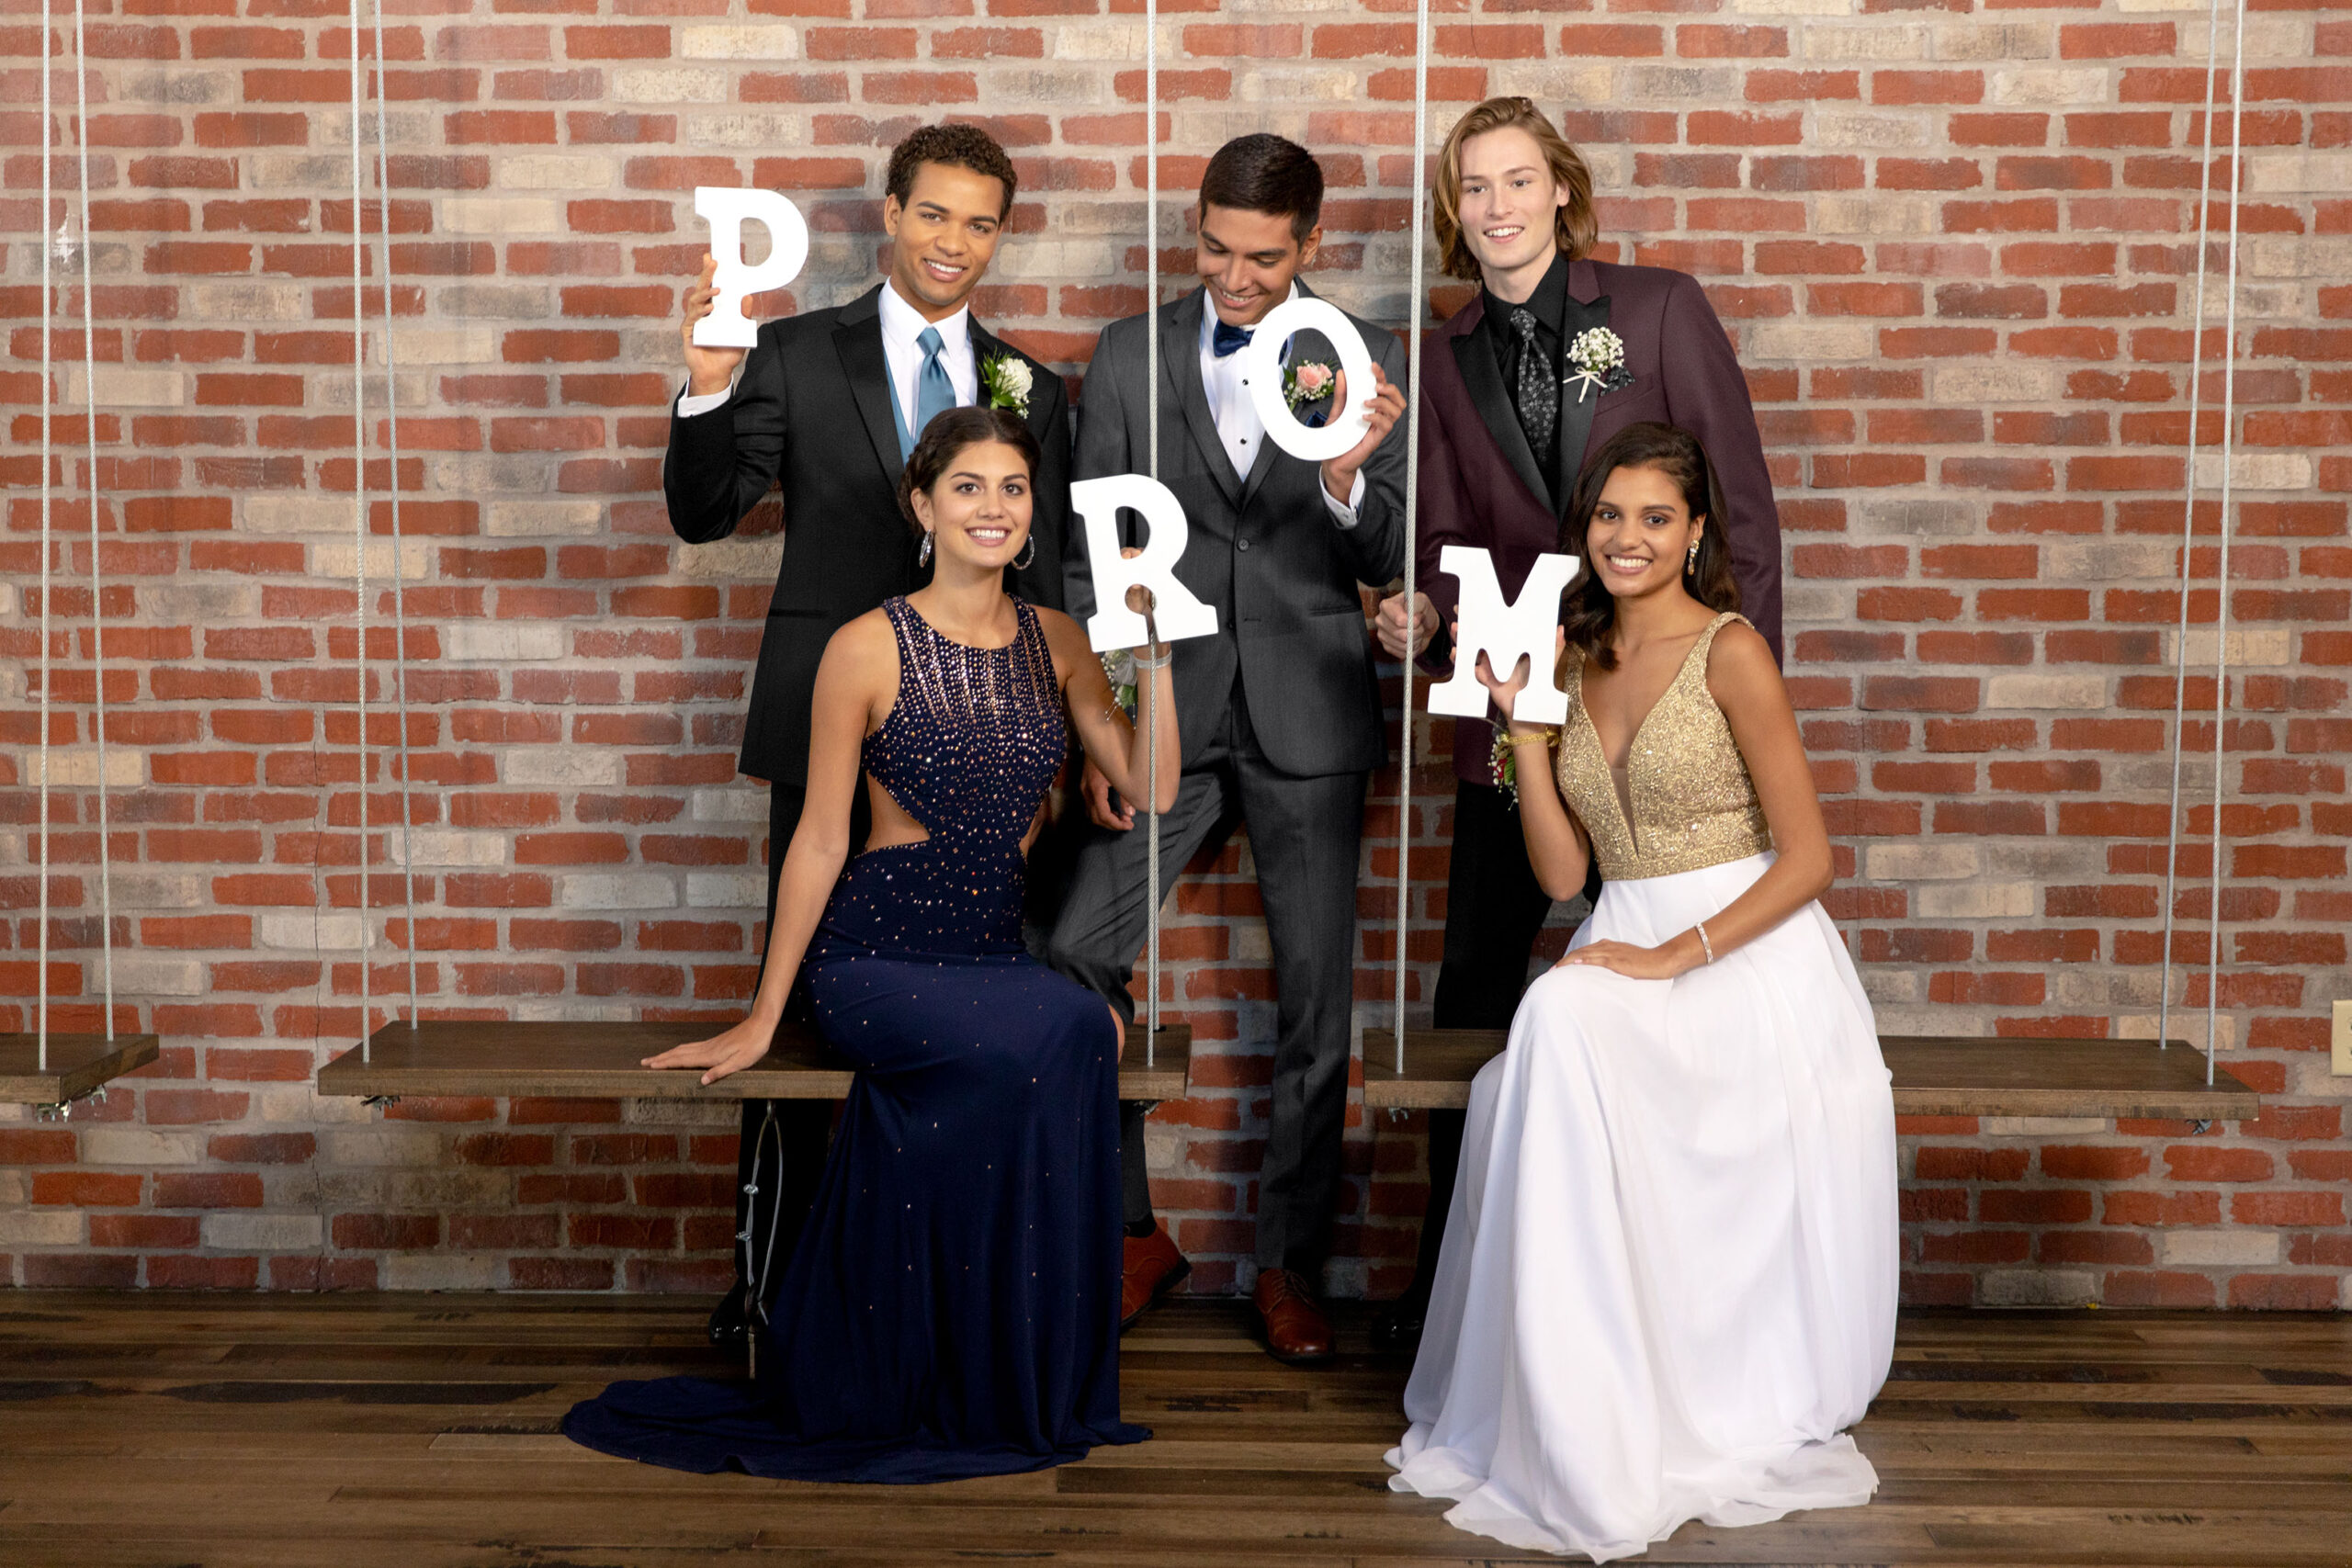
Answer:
[
  {"left": 1454, "top": 126, "right": 1568, "bottom": 296},
  {"left": 910, "top": 438, "right": 1034, "bottom": 572},
  {"left": 882, "top": 161, "right": 1008, "bottom": 320},
  {"left": 1583, "top": 463, "right": 1706, "bottom": 605},
  {"left": 1195, "top": 204, "right": 1320, "bottom": 329}
]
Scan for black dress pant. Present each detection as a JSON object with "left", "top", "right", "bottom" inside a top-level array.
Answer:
[
  {"left": 728, "top": 780, "right": 871, "bottom": 1308},
  {"left": 1405, "top": 779, "right": 1570, "bottom": 1300},
  {"left": 1043, "top": 696, "right": 1367, "bottom": 1274}
]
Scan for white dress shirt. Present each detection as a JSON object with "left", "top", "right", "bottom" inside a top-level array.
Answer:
[
  {"left": 1197, "top": 284, "right": 1363, "bottom": 525},
  {"left": 676, "top": 279, "right": 978, "bottom": 430}
]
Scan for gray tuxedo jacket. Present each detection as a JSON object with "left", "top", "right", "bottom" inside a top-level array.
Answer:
[{"left": 1064, "top": 287, "right": 1408, "bottom": 778}]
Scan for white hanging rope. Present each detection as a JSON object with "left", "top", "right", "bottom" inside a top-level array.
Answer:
[
  {"left": 368, "top": 0, "right": 420, "bottom": 1026},
  {"left": 1390, "top": 0, "right": 1432, "bottom": 1069},
  {"left": 73, "top": 0, "right": 112, "bottom": 1041},
  {"left": 348, "top": 0, "right": 375, "bottom": 1059},
  {"left": 36, "top": 0, "right": 52, "bottom": 1070},
  {"left": 2154, "top": 0, "right": 2229, "bottom": 1062},
  {"left": 2198, "top": 0, "right": 2250, "bottom": 1089},
  {"left": 2156, "top": 0, "right": 2247, "bottom": 1089},
  {"left": 1143, "top": 0, "right": 1159, "bottom": 1060}
]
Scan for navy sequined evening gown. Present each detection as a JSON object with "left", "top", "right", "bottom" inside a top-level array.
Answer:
[{"left": 563, "top": 596, "right": 1148, "bottom": 1482}]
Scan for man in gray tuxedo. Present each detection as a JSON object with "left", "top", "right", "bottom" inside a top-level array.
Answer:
[{"left": 1046, "top": 134, "right": 1409, "bottom": 1364}]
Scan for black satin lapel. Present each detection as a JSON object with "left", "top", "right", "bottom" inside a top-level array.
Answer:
[
  {"left": 1554, "top": 293, "right": 1613, "bottom": 520},
  {"left": 1165, "top": 297, "right": 1238, "bottom": 508},
  {"left": 1453, "top": 330, "right": 1552, "bottom": 513},
  {"left": 835, "top": 308, "right": 906, "bottom": 490}
]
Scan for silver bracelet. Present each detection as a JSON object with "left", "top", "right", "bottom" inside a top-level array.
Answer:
[
  {"left": 1693, "top": 919, "right": 1714, "bottom": 965},
  {"left": 1130, "top": 650, "right": 1171, "bottom": 670}
]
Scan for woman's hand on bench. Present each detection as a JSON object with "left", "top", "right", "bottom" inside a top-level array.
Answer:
[{"left": 643, "top": 1016, "right": 775, "bottom": 1087}]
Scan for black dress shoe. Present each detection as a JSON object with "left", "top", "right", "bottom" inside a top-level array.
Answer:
[
  {"left": 1372, "top": 1293, "right": 1429, "bottom": 1354},
  {"left": 707, "top": 1281, "right": 752, "bottom": 1348}
]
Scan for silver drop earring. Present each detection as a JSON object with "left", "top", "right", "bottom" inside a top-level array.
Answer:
[
  {"left": 919, "top": 530, "right": 933, "bottom": 569},
  {"left": 1013, "top": 534, "right": 1035, "bottom": 570}
]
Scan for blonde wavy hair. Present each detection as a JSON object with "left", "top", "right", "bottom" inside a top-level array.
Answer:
[{"left": 1431, "top": 97, "right": 1599, "bottom": 283}]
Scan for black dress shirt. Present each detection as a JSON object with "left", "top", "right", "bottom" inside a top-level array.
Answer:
[{"left": 1480, "top": 249, "right": 1572, "bottom": 502}]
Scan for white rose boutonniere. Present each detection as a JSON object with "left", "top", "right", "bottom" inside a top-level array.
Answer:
[
  {"left": 1564, "top": 327, "right": 1634, "bottom": 403},
  {"left": 981, "top": 352, "right": 1034, "bottom": 418}
]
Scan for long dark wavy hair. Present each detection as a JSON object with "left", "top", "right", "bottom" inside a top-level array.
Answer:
[
  {"left": 897, "top": 404, "right": 1041, "bottom": 537},
  {"left": 1558, "top": 422, "right": 1739, "bottom": 672}
]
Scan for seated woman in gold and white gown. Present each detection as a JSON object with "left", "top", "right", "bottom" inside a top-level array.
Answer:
[{"left": 1387, "top": 421, "right": 1898, "bottom": 1562}]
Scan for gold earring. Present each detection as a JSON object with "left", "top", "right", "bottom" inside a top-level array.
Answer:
[{"left": 1685, "top": 541, "right": 1698, "bottom": 574}]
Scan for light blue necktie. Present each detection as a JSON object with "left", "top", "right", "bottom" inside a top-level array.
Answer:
[{"left": 904, "top": 325, "right": 958, "bottom": 458}]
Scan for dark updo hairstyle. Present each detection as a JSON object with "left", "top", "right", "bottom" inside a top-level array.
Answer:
[
  {"left": 897, "top": 404, "right": 1041, "bottom": 536},
  {"left": 1558, "top": 421, "right": 1739, "bottom": 672}
]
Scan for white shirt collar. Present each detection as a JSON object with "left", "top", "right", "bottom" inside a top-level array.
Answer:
[{"left": 879, "top": 277, "right": 969, "bottom": 356}]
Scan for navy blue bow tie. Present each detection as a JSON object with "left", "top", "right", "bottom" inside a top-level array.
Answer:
[{"left": 1211, "top": 319, "right": 1253, "bottom": 358}]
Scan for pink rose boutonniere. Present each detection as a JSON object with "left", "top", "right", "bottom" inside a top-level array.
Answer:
[{"left": 1283, "top": 359, "right": 1336, "bottom": 411}]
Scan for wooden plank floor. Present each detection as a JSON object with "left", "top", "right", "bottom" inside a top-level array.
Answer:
[{"left": 1, "top": 1294, "right": 2346, "bottom": 1566}]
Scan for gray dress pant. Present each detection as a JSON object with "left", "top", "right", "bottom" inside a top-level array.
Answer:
[{"left": 1042, "top": 695, "right": 1366, "bottom": 1274}]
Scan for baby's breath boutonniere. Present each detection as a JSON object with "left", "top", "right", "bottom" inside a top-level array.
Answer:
[
  {"left": 1564, "top": 327, "right": 1634, "bottom": 404},
  {"left": 980, "top": 351, "right": 1034, "bottom": 418}
]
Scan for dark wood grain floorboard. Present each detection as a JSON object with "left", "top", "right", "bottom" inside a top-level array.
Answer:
[{"left": 0, "top": 1293, "right": 2344, "bottom": 1567}]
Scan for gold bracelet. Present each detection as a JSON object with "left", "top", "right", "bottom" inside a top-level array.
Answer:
[{"left": 1507, "top": 727, "right": 1557, "bottom": 747}]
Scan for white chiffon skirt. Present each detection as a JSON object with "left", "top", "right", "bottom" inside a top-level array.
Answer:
[{"left": 1386, "top": 852, "right": 1899, "bottom": 1561}]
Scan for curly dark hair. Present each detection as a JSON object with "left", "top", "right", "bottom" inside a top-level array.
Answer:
[
  {"left": 897, "top": 404, "right": 1041, "bottom": 536},
  {"left": 1558, "top": 422, "right": 1740, "bottom": 672},
  {"left": 886, "top": 123, "right": 1019, "bottom": 221}
]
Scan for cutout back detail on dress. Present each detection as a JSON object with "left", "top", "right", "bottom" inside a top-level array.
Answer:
[{"left": 820, "top": 595, "right": 1069, "bottom": 956}]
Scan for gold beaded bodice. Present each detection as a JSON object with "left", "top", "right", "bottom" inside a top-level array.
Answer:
[{"left": 1555, "top": 611, "right": 1772, "bottom": 882}]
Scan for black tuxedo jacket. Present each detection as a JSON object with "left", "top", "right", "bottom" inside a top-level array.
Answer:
[
  {"left": 662, "top": 282, "right": 1071, "bottom": 786},
  {"left": 1066, "top": 286, "right": 1408, "bottom": 778},
  {"left": 1417, "top": 256, "right": 1784, "bottom": 784}
]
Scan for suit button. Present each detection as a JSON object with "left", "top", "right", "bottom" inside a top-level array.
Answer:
[{"left": 1237, "top": 538, "right": 1251, "bottom": 551}]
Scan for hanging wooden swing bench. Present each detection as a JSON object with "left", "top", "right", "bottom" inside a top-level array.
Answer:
[
  {"left": 1361, "top": 1029, "right": 2260, "bottom": 1124},
  {"left": 316, "top": 1020, "right": 1193, "bottom": 1106},
  {"left": 0, "top": 1033, "right": 161, "bottom": 1109}
]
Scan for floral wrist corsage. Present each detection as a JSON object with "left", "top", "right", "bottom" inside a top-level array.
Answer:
[
  {"left": 1489, "top": 724, "right": 1558, "bottom": 807},
  {"left": 1100, "top": 649, "right": 1138, "bottom": 723}
]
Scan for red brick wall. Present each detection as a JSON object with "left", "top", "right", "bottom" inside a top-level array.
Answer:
[{"left": 4, "top": 0, "right": 2346, "bottom": 1309}]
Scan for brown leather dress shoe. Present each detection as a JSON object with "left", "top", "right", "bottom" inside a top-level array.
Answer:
[
  {"left": 1252, "top": 1268, "right": 1333, "bottom": 1364},
  {"left": 1120, "top": 1221, "right": 1191, "bottom": 1330}
]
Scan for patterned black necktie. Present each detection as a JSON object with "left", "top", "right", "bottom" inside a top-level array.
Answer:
[{"left": 1509, "top": 305, "right": 1558, "bottom": 457}]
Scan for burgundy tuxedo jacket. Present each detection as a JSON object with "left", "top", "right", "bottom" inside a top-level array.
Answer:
[{"left": 1415, "top": 255, "right": 1784, "bottom": 785}]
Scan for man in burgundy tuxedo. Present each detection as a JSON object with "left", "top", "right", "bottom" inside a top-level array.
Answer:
[{"left": 1372, "top": 96, "right": 1785, "bottom": 1348}]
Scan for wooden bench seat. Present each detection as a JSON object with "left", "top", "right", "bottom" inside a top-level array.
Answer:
[
  {"left": 1360, "top": 1029, "right": 2261, "bottom": 1122},
  {"left": 0, "top": 1032, "right": 161, "bottom": 1107},
  {"left": 316, "top": 1019, "right": 1193, "bottom": 1104}
]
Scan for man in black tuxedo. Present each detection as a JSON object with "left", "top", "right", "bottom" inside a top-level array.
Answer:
[
  {"left": 1044, "top": 135, "right": 1408, "bottom": 1365},
  {"left": 663, "top": 123, "right": 1071, "bottom": 1346},
  {"left": 1371, "top": 97, "right": 1786, "bottom": 1348}
]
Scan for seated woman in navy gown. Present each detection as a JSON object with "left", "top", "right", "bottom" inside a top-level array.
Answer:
[{"left": 564, "top": 405, "right": 1175, "bottom": 1483}]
